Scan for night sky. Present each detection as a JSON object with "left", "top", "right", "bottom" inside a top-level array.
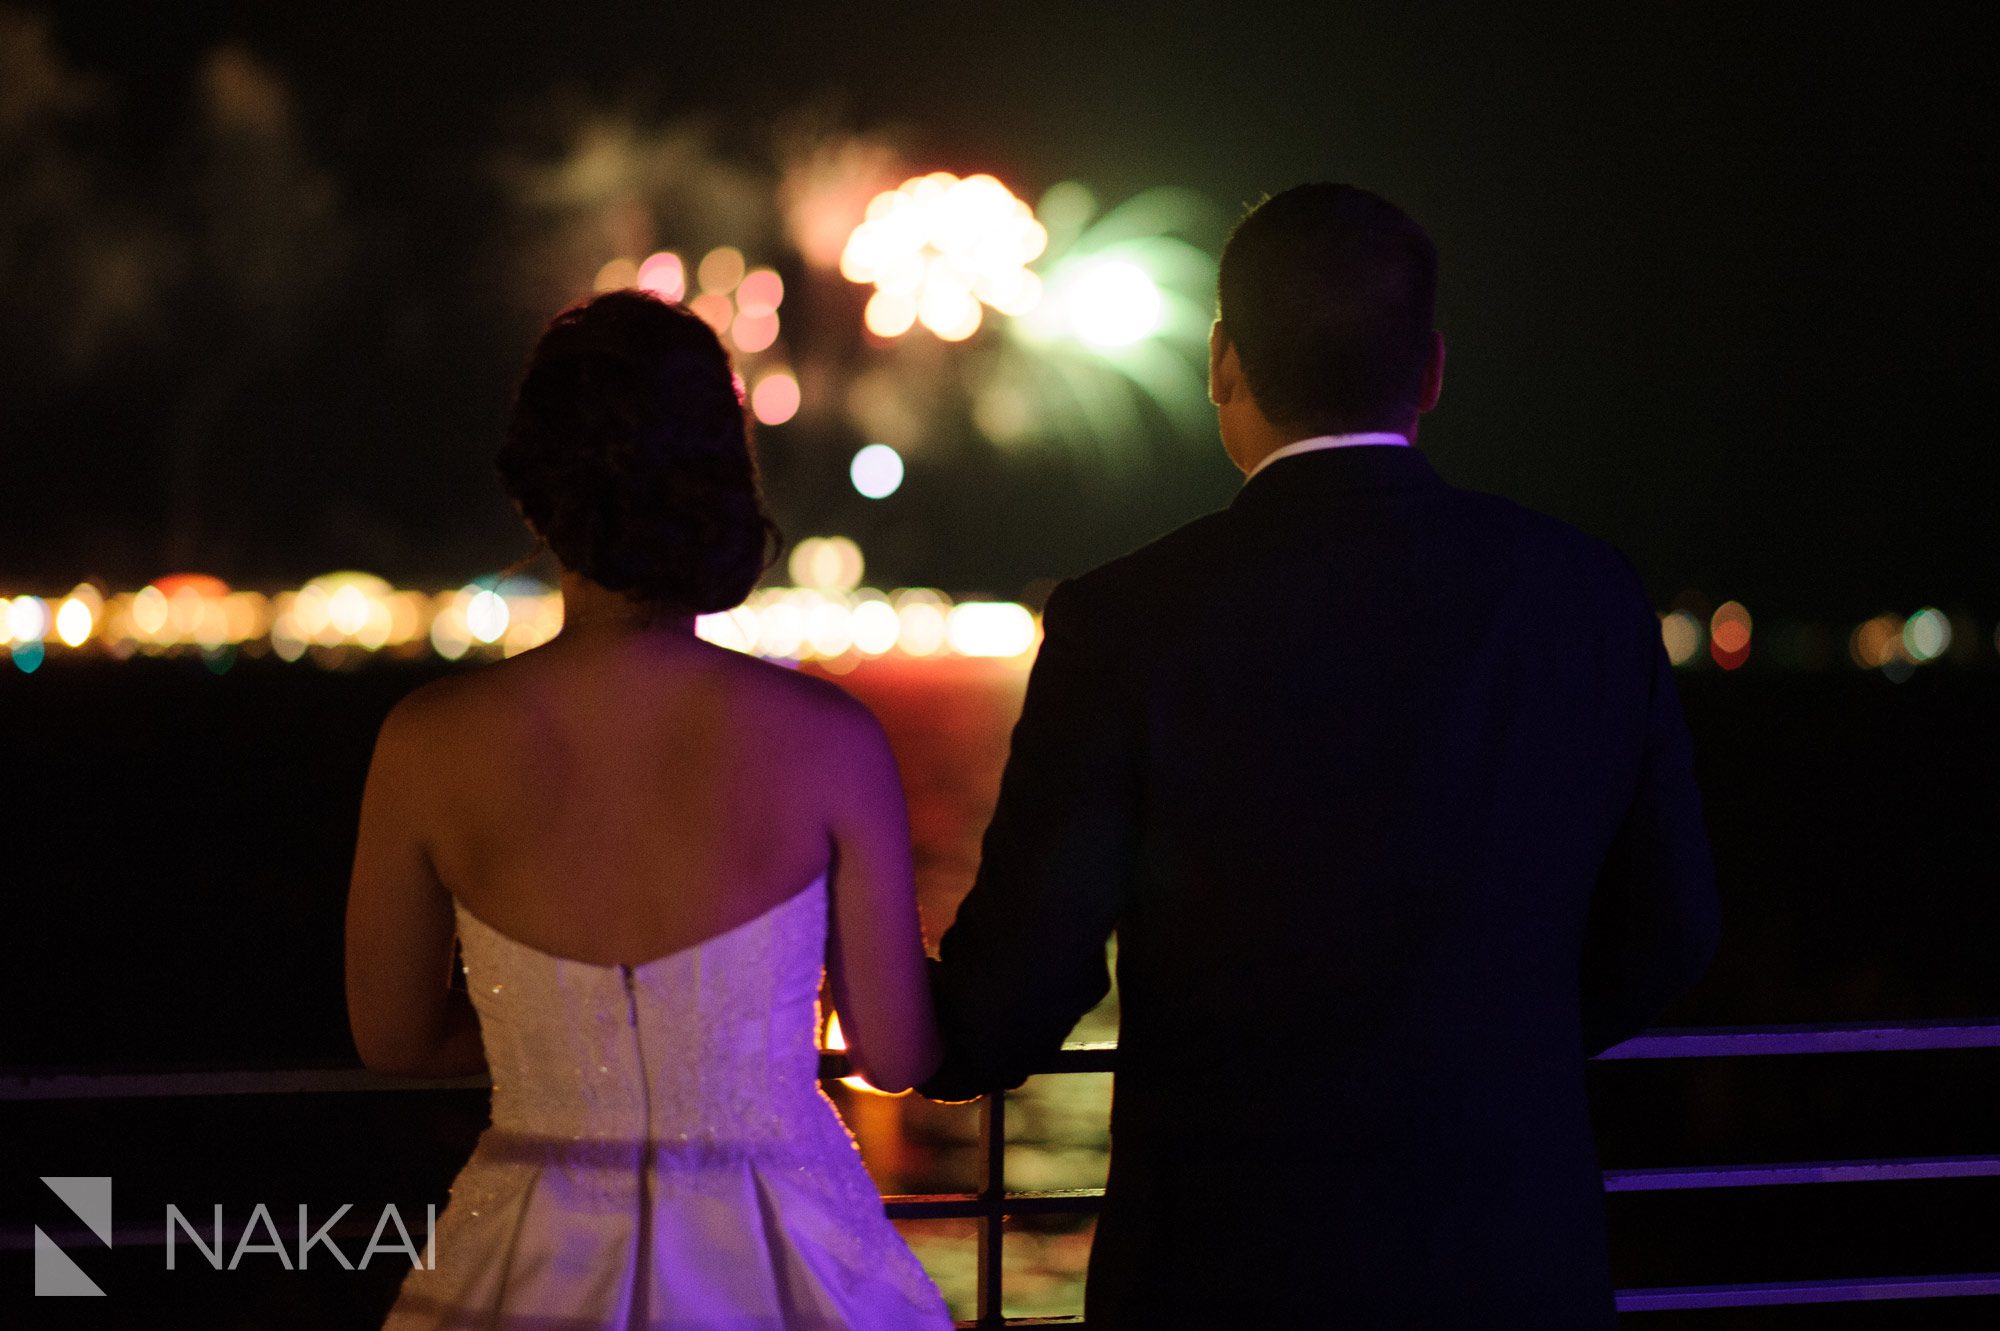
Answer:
[{"left": 3, "top": 2, "right": 1991, "bottom": 618}]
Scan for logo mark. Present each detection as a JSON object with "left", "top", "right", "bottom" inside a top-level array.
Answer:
[{"left": 36, "top": 1175, "right": 111, "bottom": 1297}]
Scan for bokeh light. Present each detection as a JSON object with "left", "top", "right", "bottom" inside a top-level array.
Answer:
[
  {"left": 1060, "top": 259, "right": 1163, "bottom": 348},
  {"left": 636, "top": 251, "right": 686, "bottom": 302},
  {"left": 695, "top": 608, "right": 758, "bottom": 654},
  {"left": 731, "top": 309, "right": 780, "bottom": 354},
  {"left": 751, "top": 371, "right": 801, "bottom": 426},
  {"left": 593, "top": 257, "right": 640, "bottom": 291},
  {"left": 820, "top": 1011, "right": 898, "bottom": 1094},
  {"left": 127, "top": 587, "right": 166, "bottom": 638},
  {"left": 285, "top": 572, "right": 390, "bottom": 650},
  {"left": 1709, "top": 601, "right": 1752, "bottom": 670},
  {"left": 805, "top": 597, "right": 854, "bottom": 658},
  {"left": 945, "top": 601, "right": 1038, "bottom": 658},
  {"left": 1660, "top": 610, "right": 1702, "bottom": 667},
  {"left": 753, "top": 599, "right": 805, "bottom": 658},
  {"left": 789, "top": 537, "right": 864, "bottom": 593},
  {"left": 697, "top": 246, "right": 746, "bottom": 295},
  {"left": 918, "top": 276, "right": 981, "bottom": 342},
  {"left": 6, "top": 595, "right": 49, "bottom": 644},
  {"left": 850, "top": 443, "right": 905, "bottom": 499},
  {"left": 1902, "top": 607, "right": 1950, "bottom": 662},
  {"left": 623, "top": 245, "right": 786, "bottom": 361},
  {"left": 14, "top": 559, "right": 1970, "bottom": 689},
  {"left": 736, "top": 268, "right": 783, "bottom": 315},
  {"left": 465, "top": 588, "right": 510, "bottom": 645},
  {"left": 690, "top": 292, "right": 733, "bottom": 333},
  {"left": 1848, "top": 614, "right": 1904, "bottom": 671},
  {"left": 429, "top": 595, "right": 472, "bottom": 662},
  {"left": 849, "top": 598, "right": 900, "bottom": 656},
  {"left": 55, "top": 587, "right": 99, "bottom": 647},
  {"left": 328, "top": 583, "right": 371, "bottom": 636},
  {"left": 894, "top": 591, "right": 949, "bottom": 657},
  {"left": 840, "top": 172, "right": 1047, "bottom": 341},
  {"left": 989, "top": 183, "right": 1220, "bottom": 456},
  {"left": 500, "top": 578, "right": 563, "bottom": 656},
  {"left": 863, "top": 290, "right": 918, "bottom": 338},
  {"left": 288, "top": 587, "right": 329, "bottom": 642}
]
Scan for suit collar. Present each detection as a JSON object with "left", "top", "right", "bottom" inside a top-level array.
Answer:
[{"left": 1230, "top": 443, "right": 1444, "bottom": 514}]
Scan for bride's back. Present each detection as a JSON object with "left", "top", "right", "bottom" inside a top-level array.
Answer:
[
  {"left": 350, "top": 289, "right": 936, "bottom": 1098},
  {"left": 401, "top": 627, "right": 856, "bottom": 968},
  {"left": 354, "top": 289, "right": 950, "bottom": 1327}
]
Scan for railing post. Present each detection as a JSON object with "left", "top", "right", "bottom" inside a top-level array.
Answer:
[{"left": 976, "top": 1088, "right": 1006, "bottom": 1326}]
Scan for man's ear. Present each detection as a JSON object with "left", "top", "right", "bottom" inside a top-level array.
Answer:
[
  {"left": 511, "top": 499, "right": 547, "bottom": 547},
  {"left": 1208, "top": 320, "right": 1238, "bottom": 406},
  {"left": 1417, "top": 330, "right": 1446, "bottom": 414}
]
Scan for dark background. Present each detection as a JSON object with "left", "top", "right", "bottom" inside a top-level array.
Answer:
[{"left": 3, "top": 2, "right": 1993, "bottom": 615}]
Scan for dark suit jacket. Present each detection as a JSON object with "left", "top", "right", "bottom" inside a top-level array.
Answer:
[{"left": 921, "top": 444, "right": 1719, "bottom": 1328}]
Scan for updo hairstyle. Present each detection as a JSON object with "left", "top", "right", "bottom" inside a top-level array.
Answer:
[{"left": 497, "top": 289, "right": 779, "bottom": 615}]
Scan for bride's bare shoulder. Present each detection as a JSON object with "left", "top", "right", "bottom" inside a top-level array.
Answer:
[
  {"left": 703, "top": 644, "right": 883, "bottom": 733},
  {"left": 364, "top": 663, "right": 496, "bottom": 758},
  {"left": 390, "top": 634, "right": 872, "bottom": 723},
  {"left": 369, "top": 637, "right": 885, "bottom": 783},
  {"left": 672, "top": 646, "right": 893, "bottom": 776}
]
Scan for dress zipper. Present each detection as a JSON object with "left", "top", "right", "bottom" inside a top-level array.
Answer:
[{"left": 618, "top": 960, "right": 653, "bottom": 1325}]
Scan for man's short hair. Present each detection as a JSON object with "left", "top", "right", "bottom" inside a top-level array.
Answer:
[{"left": 1217, "top": 183, "right": 1438, "bottom": 436}]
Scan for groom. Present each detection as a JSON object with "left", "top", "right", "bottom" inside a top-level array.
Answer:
[{"left": 919, "top": 183, "right": 1719, "bottom": 1326}]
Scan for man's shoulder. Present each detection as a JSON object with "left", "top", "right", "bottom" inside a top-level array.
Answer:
[
  {"left": 1448, "top": 482, "right": 1646, "bottom": 590},
  {"left": 1044, "top": 479, "right": 1651, "bottom": 626},
  {"left": 1056, "top": 508, "right": 1234, "bottom": 611}
]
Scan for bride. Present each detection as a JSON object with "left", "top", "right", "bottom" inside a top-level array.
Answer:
[{"left": 345, "top": 289, "right": 953, "bottom": 1328}]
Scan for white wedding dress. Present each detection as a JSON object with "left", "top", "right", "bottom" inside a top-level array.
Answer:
[{"left": 382, "top": 873, "right": 952, "bottom": 1330}]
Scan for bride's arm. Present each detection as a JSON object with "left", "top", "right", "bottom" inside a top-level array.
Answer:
[
  {"left": 823, "top": 701, "right": 941, "bottom": 1094},
  {"left": 345, "top": 697, "right": 487, "bottom": 1078}
]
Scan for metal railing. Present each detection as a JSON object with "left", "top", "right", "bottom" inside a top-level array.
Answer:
[{"left": 6, "top": 1020, "right": 1999, "bottom": 1325}]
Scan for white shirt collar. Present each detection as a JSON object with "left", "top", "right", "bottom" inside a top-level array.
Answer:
[{"left": 1245, "top": 432, "right": 1409, "bottom": 482}]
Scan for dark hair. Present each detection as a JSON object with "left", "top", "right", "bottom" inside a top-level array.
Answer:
[
  {"left": 1216, "top": 183, "right": 1438, "bottom": 435},
  {"left": 497, "top": 289, "right": 779, "bottom": 615}
]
